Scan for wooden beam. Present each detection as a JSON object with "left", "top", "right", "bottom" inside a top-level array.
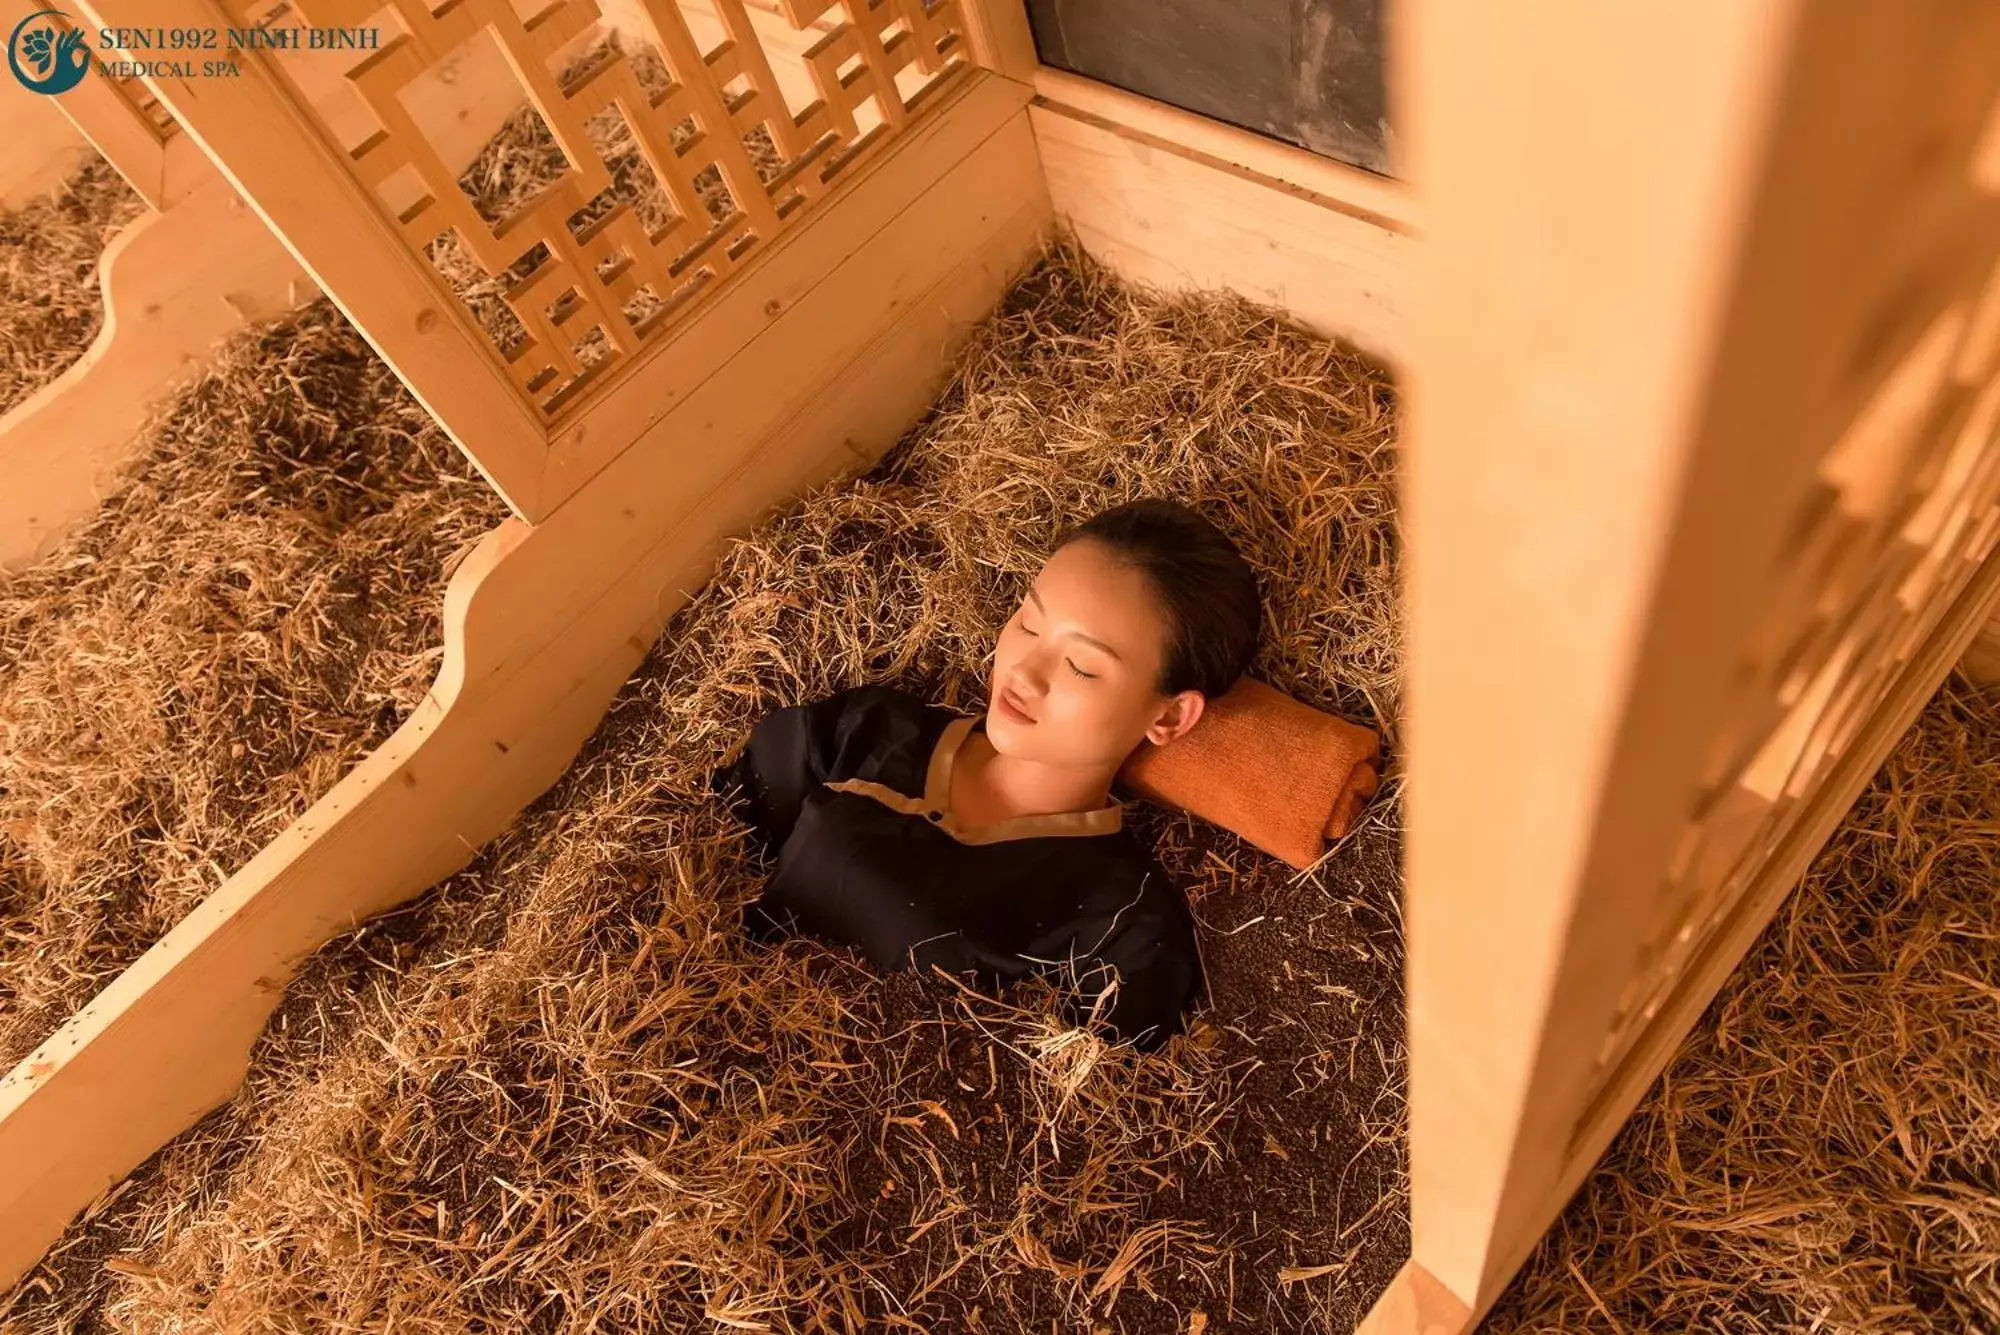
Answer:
[
  {"left": 1384, "top": 0, "right": 2000, "bottom": 1325},
  {"left": 0, "top": 89, "right": 1050, "bottom": 1291},
  {"left": 0, "top": 43, "right": 92, "bottom": 207},
  {"left": 1028, "top": 72, "right": 1411, "bottom": 362}
]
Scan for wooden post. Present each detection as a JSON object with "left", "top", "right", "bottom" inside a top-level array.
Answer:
[
  {"left": 959, "top": 0, "right": 1038, "bottom": 83},
  {"left": 1370, "top": 1, "right": 2000, "bottom": 1327}
]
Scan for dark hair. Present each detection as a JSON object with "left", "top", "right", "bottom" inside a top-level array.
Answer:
[{"left": 1051, "top": 498, "right": 1261, "bottom": 699}]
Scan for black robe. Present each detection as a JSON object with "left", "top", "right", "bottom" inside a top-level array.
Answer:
[{"left": 709, "top": 684, "right": 1204, "bottom": 1051}]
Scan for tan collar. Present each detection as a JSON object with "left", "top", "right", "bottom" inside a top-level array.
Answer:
[{"left": 824, "top": 714, "right": 1125, "bottom": 846}]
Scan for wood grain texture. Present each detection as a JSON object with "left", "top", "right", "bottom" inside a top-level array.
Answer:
[
  {"left": 1030, "top": 90, "right": 1409, "bottom": 360},
  {"left": 0, "top": 48, "right": 92, "bottom": 207},
  {"left": 1386, "top": 1, "right": 2000, "bottom": 1326},
  {"left": 0, "top": 97, "right": 1049, "bottom": 1291}
]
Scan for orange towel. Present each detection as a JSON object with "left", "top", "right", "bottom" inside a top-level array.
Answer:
[{"left": 1117, "top": 676, "right": 1383, "bottom": 870}]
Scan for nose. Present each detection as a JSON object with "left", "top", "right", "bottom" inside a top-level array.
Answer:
[{"left": 1007, "top": 654, "right": 1050, "bottom": 701}]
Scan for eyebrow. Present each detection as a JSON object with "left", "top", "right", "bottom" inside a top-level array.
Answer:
[{"left": 1026, "top": 586, "right": 1124, "bottom": 661}]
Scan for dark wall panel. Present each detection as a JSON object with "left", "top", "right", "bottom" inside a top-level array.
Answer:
[{"left": 1026, "top": 0, "right": 1392, "bottom": 176}]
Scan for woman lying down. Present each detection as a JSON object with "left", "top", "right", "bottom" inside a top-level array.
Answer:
[{"left": 711, "top": 498, "right": 1259, "bottom": 1053}]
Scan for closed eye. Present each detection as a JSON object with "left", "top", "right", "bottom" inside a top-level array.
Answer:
[{"left": 1067, "top": 660, "right": 1097, "bottom": 679}]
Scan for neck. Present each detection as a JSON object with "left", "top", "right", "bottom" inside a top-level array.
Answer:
[{"left": 960, "top": 728, "right": 1118, "bottom": 817}]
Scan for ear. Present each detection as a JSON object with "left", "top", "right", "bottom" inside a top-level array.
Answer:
[{"left": 1143, "top": 690, "right": 1207, "bottom": 747}]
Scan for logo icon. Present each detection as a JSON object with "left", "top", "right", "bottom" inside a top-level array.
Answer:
[{"left": 9, "top": 9, "right": 91, "bottom": 96}]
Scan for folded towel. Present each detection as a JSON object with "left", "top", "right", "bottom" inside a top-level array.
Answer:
[{"left": 1117, "top": 676, "right": 1383, "bottom": 870}]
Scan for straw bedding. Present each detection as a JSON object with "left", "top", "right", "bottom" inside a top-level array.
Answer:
[
  {"left": 0, "top": 23, "right": 663, "bottom": 1072},
  {"left": 2, "top": 191, "right": 1992, "bottom": 1332},
  {"left": 1492, "top": 671, "right": 2000, "bottom": 1333},
  {"left": 0, "top": 154, "right": 147, "bottom": 418},
  {"left": 4, "top": 244, "right": 1411, "bottom": 1333},
  {"left": 0, "top": 297, "right": 509, "bottom": 1067}
]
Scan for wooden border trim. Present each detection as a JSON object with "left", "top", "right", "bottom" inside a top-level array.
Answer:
[
  {"left": 0, "top": 89, "right": 1051, "bottom": 1290},
  {"left": 0, "top": 173, "right": 315, "bottom": 571},
  {"left": 1027, "top": 76, "right": 1413, "bottom": 362},
  {"left": 1033, "top": 67, "right": 1415, "bottom": 233}
]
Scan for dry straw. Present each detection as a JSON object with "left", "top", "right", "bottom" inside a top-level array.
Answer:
[
  {"left": 7, "top": 243, "right": 1410, "bottom": 1333},
  {"left": 1495, "top": 672, "right": 2000, "bottom": 1333},
  {"left": 0, "top": 289, "right": 508, "bottom": 1067},
  {"left": 4, "top": 74, "right": 1991, "bottom": 1329},
  {"left": 0, "top": 155, "right": 147, "bottom": 418}
]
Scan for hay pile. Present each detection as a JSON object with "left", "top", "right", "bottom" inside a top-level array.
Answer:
[
  {"left": 0, "top": 23, "right": 679, "bottom": 1068},
  {"left": 0, "top": 154, "right": 147, "bottom": 417},
  {"left": 0, "top": 297, "right": 508, "bottom": 1067},
  {"left": 4, "top": 244, "right": 1410, "bottom": 1333},
  {"left": 1492, "top": 670, "right": 2000, "bottom": 1333}
]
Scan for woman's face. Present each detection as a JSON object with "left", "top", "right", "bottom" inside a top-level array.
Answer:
[{"left": 986, "top": 539, "right": 1204, "bottom": 769}]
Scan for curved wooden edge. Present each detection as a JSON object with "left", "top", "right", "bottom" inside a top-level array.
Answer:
[
  {"left": 0, "top": 95, "right": 1050, "bottom": 1288},
  {"left": 0, "top": 513, "right": 613, "bottom": 1289},
  {"left": 0, "top": 171, "right": 316, "bottom": 572}
]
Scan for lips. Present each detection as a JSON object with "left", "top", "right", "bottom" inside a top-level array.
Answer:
[{"left": 997, "top": 687, "right": 1038, "bottom": 724}]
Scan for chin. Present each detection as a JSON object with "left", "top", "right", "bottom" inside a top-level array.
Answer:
[{"left": 983, "top": 703, "right": 1027, "bottom": 753}]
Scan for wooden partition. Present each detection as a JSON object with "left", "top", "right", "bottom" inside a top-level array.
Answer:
[
  {"left": 0, "top": 27, "right": 1050, "bottom": 1286},
  {"left": 0, "top": 0, "right": 612, "bottom": 570},
  {"left": 70, "top": 0, "right": 992, "bottom": 520},
  {"left": 1369, "top": 1, "right": 2000, "bottom": 1328}
]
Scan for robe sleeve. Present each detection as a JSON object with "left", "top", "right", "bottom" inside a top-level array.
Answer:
[
  {"left": 1063, "top": 904, "right": 1203, "bottom": 1054},
  {"left": 709, "top": 685, "right": 873, "bottom": 858}
]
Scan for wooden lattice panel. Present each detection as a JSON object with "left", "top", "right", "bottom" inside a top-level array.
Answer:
[
  {"left": 1569, "top": 97, "right": 2000, "bottom": 1143},
  {"left": 214, "top": 0, "right": 968, "bottom": 419}
]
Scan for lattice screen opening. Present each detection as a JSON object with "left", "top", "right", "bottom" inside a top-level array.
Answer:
[{"left": 216, "top": 0, "right": 971, "bottom": 423}]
